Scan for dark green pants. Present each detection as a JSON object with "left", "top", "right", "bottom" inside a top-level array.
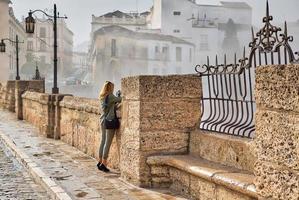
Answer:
[{"left": 99, "top": 122, "right": 116, "bottom": 159}]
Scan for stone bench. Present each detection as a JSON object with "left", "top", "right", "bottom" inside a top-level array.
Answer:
[{"left": 147, "top": 155, "right": 257, "bottom": 200}]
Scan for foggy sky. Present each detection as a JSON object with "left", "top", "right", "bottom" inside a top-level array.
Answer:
[{"left": 11, "top": 0, "right": 299, "bottom": 47}]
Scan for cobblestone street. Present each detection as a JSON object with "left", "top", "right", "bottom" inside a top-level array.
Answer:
[{"left": 0, "top": 141, "right": 50, "bottom": 200}]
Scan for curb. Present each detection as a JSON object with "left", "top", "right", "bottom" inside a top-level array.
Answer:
[{"left": 0, "top": 132, "right": 73, "bottom": 200}]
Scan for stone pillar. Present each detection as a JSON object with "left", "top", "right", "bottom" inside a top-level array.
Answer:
[
  {"left": 255, "top": 64, "right": 299, "bottom": 200},
  {"left": 120, "top": 75, "right": 202, "bottom": 187},
  {"left": 15, "top": 80, "right": 45, "bottom": 120},
  {"left": 53, "top": 94, "right": 72, "bottom": 140}
]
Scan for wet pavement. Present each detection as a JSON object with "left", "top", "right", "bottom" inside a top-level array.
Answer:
[
  {"left": 0, "top": 109, "right": 187, "bottom": 200},
  {"left": 0, "top": 141, "right": 50, "bottom": 200}
]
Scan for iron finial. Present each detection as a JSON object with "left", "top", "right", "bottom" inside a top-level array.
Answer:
[
  {"left": 224, "top": 54, "right": 227, "bottom": 66},
  {"left": 284, "top": 21, "right": 288, "bottom": 35},
  {"left": 216, "top": 55, "right": 218, "bottom": 66},
  {"left": 266, "top": 0, "right": 270, "bottom": 18},
  {"left": 234, "top": 53, "right": 237, "bottom": 65},
  {"left": 207, "top": 56, "right": 210, "bottom": 66},
  {"left": 243, "top": 46, "right": 246, "bottom": 58}
]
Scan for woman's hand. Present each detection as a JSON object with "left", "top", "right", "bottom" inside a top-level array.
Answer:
[{"left": 116, "top": 90, "right": 121, "bottom": 97}]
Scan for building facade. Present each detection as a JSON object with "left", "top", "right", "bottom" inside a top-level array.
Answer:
[
  {"left": 0, "top": 0, "right": 27, "bottom": 81},
  {"left": 23, "top": 17, "right": 74, "bottom": 79},
  {"left": 91, "top": 10, "right": 153, "bottom": 38},
  {"left": 147, "top": 0, "right": 252, "bottom": 63},
  {"left": 90, "top": 25, "right": 194, "bottom": 90}
]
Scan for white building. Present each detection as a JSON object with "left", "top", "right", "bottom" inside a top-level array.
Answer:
[
  {"left": 287, "top": 20, "right": 299, "bottom": 53},
  {"left": 23, "top": 17, "right": 74, "bottom": 78},
  {"left": 147, "top": 0, "right": 252, "bottom": 64},
  {"left": 90, "top": 25, "right": 195, "bottom": 90},
  {"left": 0, "top": 0, "right": 27, "bottom": 81},
  {"left": 91, "top": 10, "right": 154, "bottom": 40}
]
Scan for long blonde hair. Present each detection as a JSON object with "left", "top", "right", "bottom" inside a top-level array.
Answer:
[{"left": 99, "top": 81, "right": 114, "bottom": 100}]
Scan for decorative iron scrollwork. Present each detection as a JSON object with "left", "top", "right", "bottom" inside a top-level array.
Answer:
[{"left": 195, "top": 0, "right": 299, "bottom": 138}]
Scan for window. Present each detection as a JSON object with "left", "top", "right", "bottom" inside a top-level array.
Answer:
[
  {"left": 189, "top": 48, "right": 192, "bottom": 62},
  {"left": 27, "top": 41, "right": 33, "bottom": 51},
  {"left": 111, "top": 39, "right": 116, "bottom": 57},
  {"left": 200, "top": 34, "right": 209, "bottom": 51},
  {"left": 155, "top": 46, "right": 160, "bottom": 60},
  {"left": 173, "top": 11, "right": 181, "bottom": 16},
  {"left": 155, "top": 46, "right": 159, "bottom": 53},
  {"left": 40, "top": 27, "right": 46, "bottom": 38},
  {"left": 173, "top": 29, "right": 180, "bottom": 33},
  {"left": 162, "top": 46, "right": 169, "bottom": 60},
  {"left": 40, "top": 42, "right": 47, "bottom": 51},
  {"left": 176, "top": 47, "right": 182, "bottom": 62}
]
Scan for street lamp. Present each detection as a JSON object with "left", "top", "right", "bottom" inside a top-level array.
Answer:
[
  {"left": 25, "top": 4, "right": 67, "bottom": 94},
  {"left": 0, "top": 35, "right": 24, "bottom": 80}
]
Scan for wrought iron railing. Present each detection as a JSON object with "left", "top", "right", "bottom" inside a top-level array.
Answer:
[{"left": 195, "top": 1, "right": 299, "bottom": 138}]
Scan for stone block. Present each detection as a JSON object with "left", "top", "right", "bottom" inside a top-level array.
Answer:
[
  {"left": 190, "top": 130, "right": 256, "bottom": 172},
  {"left": 190, "top": 175, "right": 216, "bottom": 200},
  {"left": 150, "top": 166, "right": 169, "bottom": 177},
  {"left": 216, "top": 186, "right": 255, "bottom": 200},
  {"left": 122, "top": 75, "right": 202, "bottom": 100},
  {"left": 140, "top": 130, "right": 188, "bottom": 153},
  {"left": 140, "top": 99, "right": 201, "bottom": 131},
  {"left": 254, "top": 161, "right": 299, "bottom": 200},
  {"left": 121, "top": 101, "right": 140, "bottom": 130},
  {"left": 121, "top": 128, "right": 140, "bottom": 150},
  {"left": 151, "top": 177, "right": 172, "bottom": 188},
  {"left": 255, "top": 64, "right": 299, "bottom": 112},
  {"left": 169, "top": 168, "right": 190, "bottom": 196},
  {"left": 255, "top": 110, "right": 299, "bottom": 169}
]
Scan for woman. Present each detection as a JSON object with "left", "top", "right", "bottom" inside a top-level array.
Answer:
[{"left": 97, "top": 81, "right": 121, "bottom": 172}]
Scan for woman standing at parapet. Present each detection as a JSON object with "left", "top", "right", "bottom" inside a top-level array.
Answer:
[{"left": 97, "top": 81, "right": 122, "bottom": 173}]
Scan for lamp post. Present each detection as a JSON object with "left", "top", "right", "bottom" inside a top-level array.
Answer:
[
  {"left": 0, "top": 35, "right": 24, "bottom": 80},
  {"left": 25, "top": 4, "right": 67, "bottom": 94}
]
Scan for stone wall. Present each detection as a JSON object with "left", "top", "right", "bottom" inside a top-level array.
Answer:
[
  {"left": 120, "top": 75, "right": 202, "bottom": 186},
  {"left": 0, "top": 81, "right": 16, "bottom": 112},
  {"left": 22, "top": 92, "right": 54, "bottom": 138},
  {"left": 15, "top": 80, "right": 45, "bottom": 120},
  {"left": 254, "top": 64, "right": 299, "bottom": 200},
  {"left": 59, "top": 96, "right": 120, "bottom": 169}
]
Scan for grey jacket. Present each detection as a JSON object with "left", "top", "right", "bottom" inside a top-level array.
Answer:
[{"left": 100, "top": 94, "right": 122, "bottom": 123}]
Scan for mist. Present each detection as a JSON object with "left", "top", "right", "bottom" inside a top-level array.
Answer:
[{"left": 2, "top": 0, "right": 298, "bottom": 98}]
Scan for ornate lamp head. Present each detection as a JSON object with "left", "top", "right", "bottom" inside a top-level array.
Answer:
[{"left": 25, "top": 12, "right": 36, "bottom": 34}]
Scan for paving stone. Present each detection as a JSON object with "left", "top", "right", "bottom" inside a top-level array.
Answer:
[
  {"left": 0, "top": 109, "right": 186, "bottom": 200},
  {"left": 0, "top": 141, "right": 50, "bottom": 199}
]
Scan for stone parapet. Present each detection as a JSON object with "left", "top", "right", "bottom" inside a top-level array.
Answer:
[
  {"left": 15, "top": 80, "right": 45, "bottom": 120},
  {"left": 0, "top": 81, "right": 16, "bottom": 112},
  {"left": 59, "top": 96, "right": 120, "bottom": 169},
  {"left": 254, "top": 64, "right": 299, "bottom": 200},
  {"left": 120, "top": 75, "right": 202, "bottom": 187},
  {"left": 22, "top": 91, "right": 54, "bottom": 138}
]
